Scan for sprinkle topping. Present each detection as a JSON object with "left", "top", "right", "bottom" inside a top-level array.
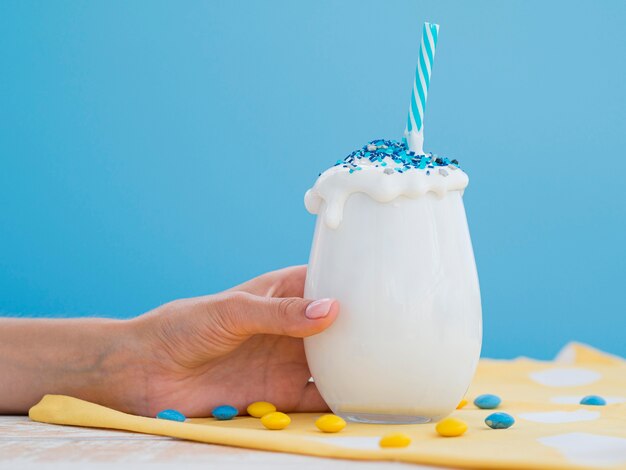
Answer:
[
  {"left": 306, "top": 139, "right": 469, "bottom": 229},
  {"left": 332, "top": 139, "right": 460, "bottom": 175}
]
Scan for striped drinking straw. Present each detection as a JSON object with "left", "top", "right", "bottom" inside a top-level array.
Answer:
[{"left": 404, "top": 22, "right": 439, "bottom": 155}]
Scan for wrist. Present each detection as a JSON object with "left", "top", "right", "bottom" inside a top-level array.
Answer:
[
  {"left": 37, "top": 318, "right": 146, "bottom": 414},
  {"left": 0, "top": 317, "right": 149, "bottom": 415},
  {"left": 81, "top": 317, "right": 151, "bottom": 415}
]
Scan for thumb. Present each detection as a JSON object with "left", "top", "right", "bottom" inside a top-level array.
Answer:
[{"left": 216, "top": 292, "right": 339, "bottom": 338}]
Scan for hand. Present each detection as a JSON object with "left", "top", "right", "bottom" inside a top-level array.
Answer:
[
  {"left": 0, "top": 266, "right": 338, "bottom": 417},
  {"left": 130, "top": 266, "right": 339, "bottom": 417}
]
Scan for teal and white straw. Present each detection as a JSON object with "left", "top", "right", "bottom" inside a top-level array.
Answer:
[{"left": 404, "top": 22, "right": 439, "bottom": 154}]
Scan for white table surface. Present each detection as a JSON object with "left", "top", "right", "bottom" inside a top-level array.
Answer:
[{"left": 0, "top": 416, "right": 445, "bottom": 470}]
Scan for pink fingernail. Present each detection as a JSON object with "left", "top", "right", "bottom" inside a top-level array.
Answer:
[{"left": 305, "top": 298, "right": 334, "bottom": 319}]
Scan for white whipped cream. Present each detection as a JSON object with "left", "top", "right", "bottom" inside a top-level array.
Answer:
[{"left": 305, "top": 156, "right": 469, "bottom": 229}]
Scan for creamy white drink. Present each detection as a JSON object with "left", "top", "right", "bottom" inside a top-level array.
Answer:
[{"left": 303, "top": 140, "right": 482, "bottom": 424}]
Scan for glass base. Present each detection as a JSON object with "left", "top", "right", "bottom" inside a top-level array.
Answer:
[{"left": 340, "top": 412, "right": 431, "bottom": 425}]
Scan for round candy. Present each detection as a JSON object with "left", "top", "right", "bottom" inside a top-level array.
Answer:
[
  {"left": 211, "top": 405, "right": 238, "bottom": 420},
  {"left": 379, "top": 432, "right": 411, "bottom": 448},
  {"left": 436, "top": 417, "right": 468, "bottom": 437},
  {"left": 156, "top": 409, "right": 186, "bottom": 422},
  {"left": 315, "top": 414, "right": 346, "bottom": 433},
  {"left": 474, "top": 394, "right": 501, "bottom": 409},
  {"left": 485, "top": 412, "right": 515, "bottom": 429},
  {"left": 247, "top": 401, "right": 276, "bottom": 418},
  {"left": 261, "top": 412, "right": 291, "bottom": 430},
  {"left": 580, "top": 395, "right": 607, "bottom": 406},
  {"left": 456, "top": 399, "right": 468, "bottom": 409}
]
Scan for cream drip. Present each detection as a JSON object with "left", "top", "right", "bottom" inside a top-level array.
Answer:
[{"left": 305, "top": 161, "right": 469, "bottom": 229}]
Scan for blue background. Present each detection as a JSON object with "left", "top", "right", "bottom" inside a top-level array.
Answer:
[{"left": 1, "top": 1, "right": 625, "bottom": 359}]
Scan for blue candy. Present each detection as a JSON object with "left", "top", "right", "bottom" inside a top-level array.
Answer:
[
  {"left": 485, "top": 412, "right": 515, "bottom": 429},
  {"left": 580, "top": 395, "right": 607, "bottom": 406},
  {"left": 156, "top": 409, "right": 186, "bottom": 422},
  {"left": 212, "top": 405, "right": 238, "bottom": 420},
  {"left": 474, "top": 394, "right": 501, "bottom": 409}
]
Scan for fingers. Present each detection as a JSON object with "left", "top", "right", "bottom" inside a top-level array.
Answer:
[
  {"left": 225, "top": 266, "right": 307, "bottom": 298},
  {"left": 213, "top": 292, "right": 339, "bottom": 339},
  {"left": 269, "top": 265, "right": 307, "bottom": 298}
]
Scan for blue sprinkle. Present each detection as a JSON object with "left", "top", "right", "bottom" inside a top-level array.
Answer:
[
  {"left": 474, "top": 394, "right": 501, "bottom": 409},
  {"left": 580, "top": 395, "right": 607, "bottom": 406},
  {"left": 156, "top": 409, "right": 186, "bottom": 422},
  {"left": 330, "top": 139, "right": 458, "bottom": 176},
  {"left": 485, "top": 412, "right": 515, "bottom": 429},
  {"left": 212, "top": 405, "right": 238, "bottom": 420}
]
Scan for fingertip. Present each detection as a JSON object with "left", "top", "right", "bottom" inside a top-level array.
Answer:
[
  {"left": 305, "top": 298, "right": 334, "bottom": 319},
  {"left": 325, "top": 299, "right": 340, "bottom": 322},
  {"left": 299, "top": 299, "right": 339, "bottom": 336}
]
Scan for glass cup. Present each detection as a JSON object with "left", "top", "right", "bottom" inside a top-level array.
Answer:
[{"left": 304, "top": 190, "right": 482, "bottom": 424}]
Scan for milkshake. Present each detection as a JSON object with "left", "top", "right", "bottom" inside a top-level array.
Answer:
[{"left": 304, "top": 139, "right": 482, "bottom": 424}]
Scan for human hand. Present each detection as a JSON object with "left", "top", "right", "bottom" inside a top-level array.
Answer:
[
  {"left": 127, "top": 266, "right": 339, "bottom": 417},
  {"left": 0, "top": 266, "right": 338, "bottom": 416}
]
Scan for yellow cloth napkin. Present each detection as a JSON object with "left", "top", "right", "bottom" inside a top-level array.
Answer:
[{"left": 29, "top": 342, "right": 626, "bottom": 469}]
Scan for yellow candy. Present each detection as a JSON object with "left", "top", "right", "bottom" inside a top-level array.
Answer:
[
  {"left": 456, "top": 399, "right": 468, "bottom": 409},
  {"left": 436, "top": 417, "right": 468, "bottom": 437},
  {"left": 315, "top": 414, "right": 346, "bottom": 433},
  {"left": 247, "top": 401, "right": 276, "bottom": 418},
  {"left": 379, "top": 432, "right": 412, "bottom": 448},
  {"left": 261, "top": 411, "right": 291, "bottom": 430}
]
